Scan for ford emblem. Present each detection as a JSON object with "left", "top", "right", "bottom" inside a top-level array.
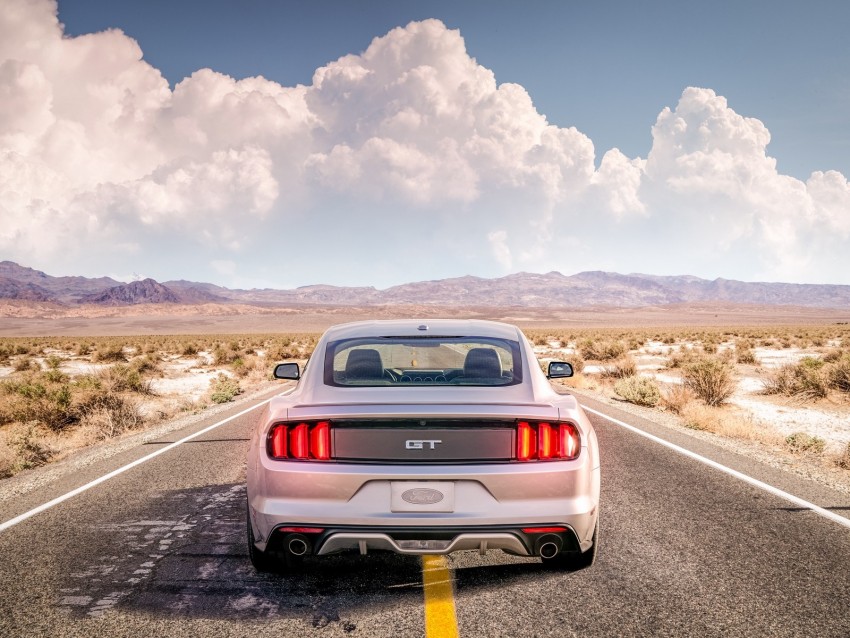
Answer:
[{"left": 401, "top": 488, "right": 444, "bottom": 505}]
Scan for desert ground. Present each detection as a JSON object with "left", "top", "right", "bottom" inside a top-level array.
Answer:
[
  {"left": 1, "top": 304, "right": 849, "bottom": 491},
  {"left": 2, "top": 301, "right": 849, "bottom": 336}
]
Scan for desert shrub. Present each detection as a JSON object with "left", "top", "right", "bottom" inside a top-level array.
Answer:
[
  {"left": 96, "top": 364, "right": 154, "bottom": 395},
  {"left": 44, "top": 355, "right": 62, "bottom": 370},
  {"left": 763, "top": 358, "right": 829, "bottom": 400},
  {"left": 213, "top": 346, "right": 238, "bottom": 365},
  {"left": 6, "top": 424, "right": 53, "bottom": 472},
  {"left": 13, "top": 356, "right": 38, "bottom": 372},
  {"left": 665, "top": 349, "right": 700, "bottom": 369},
  {"left": 92, "top": 345, "right": 126, "bottom": 363},
  {"left": 828, "top": 354, "right": 850, "bottom": 393},
  {"left": 79, "top": 394, "right": 145, "bottom": 439},
  {"left": 74, "top": 343, "right": 92, "bottom": 356},
  {"left": 614, "top": 376, "right": 661, "bottom": 407},
  {"left": 735, "top": 343, "right": 759, "bottom": 365},
  {"left": 822, "top": 348, "right": 844, "bottom": 363},
  {"left": 660, "top": 384, "right": 695, "bottom": 414},
  {"left": 579, "top": 339, "right": 627, "bottom": 361},
  {"left": 181, "top": 343, "right": 199, "bottom": 356},
  {"left": 682, "top": 357, "right": 735, "bottom": 407},
  {"left": 267, "top": 344, "right": 300, "bottom": 362},
  {"left": 785, "top": 432, "right": 826, "bottom": 455},
  {"left": 601, "top": 356, "right": 637, "bottom": 379},
  {"left": 129, "top": 354, "right": 161, "bottom": 375},
  {"left": 209, "top": 373, "right": 241, "bottom": 404},
  {"left": 42, "top": 369, "right": 68, "bottom": 384},
  {"left": 628, "top": 337, "right": 643, "bottom": 351},
  {"left": 1, "top": 375, "right": 76, "bottom": 431}
]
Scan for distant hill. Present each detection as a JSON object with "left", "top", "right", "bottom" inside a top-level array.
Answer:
[
  {"left": 0, "top": 276, "right": 54, "bottom": 302},
  {"left": 0, "top": 261, "right": 121, "bottom": 303},
  {"left": 78, "top": 279, "right": 181, "bottom": 306},
  {"left": 1, "top": 261, "right": 849, "bottom": 309}
]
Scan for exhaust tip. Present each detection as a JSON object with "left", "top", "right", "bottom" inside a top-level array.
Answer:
[
  {"left": 539, "top": 541, "right": 559, "bottom": 559},
  {"left": 287, "top": 535, "right": 309, "bottom": 556},
  {"left": 535, "top": 533, "right": 564, "bottom": 559}
]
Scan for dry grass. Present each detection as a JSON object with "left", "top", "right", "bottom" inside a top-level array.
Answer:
[
  {"left": 680, "top": 404, "right": 783, "bottom": 445},
  {"left": 660, "top": 384, "right": 695, "bottom": 414},
  {"left": 601, "top": 356, "right": 637, "bottom": 379},
  {"left": 0, "top": 332, "right": 320, "bottom": 479}
]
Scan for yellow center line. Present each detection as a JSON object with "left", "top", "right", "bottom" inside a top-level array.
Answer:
[{"left": 422, "top": 555, "right": 460, "bottom": 638}]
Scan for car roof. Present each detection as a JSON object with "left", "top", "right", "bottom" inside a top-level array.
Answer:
[{"left": 322, "top": 319, "right": 523, "bottom": 341}]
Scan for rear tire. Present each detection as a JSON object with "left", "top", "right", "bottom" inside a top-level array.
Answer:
[{"left": 542, "top": 517, "right": 598, "bottom": 571}]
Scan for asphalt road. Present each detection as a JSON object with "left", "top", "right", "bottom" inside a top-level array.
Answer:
[{"left": 1, "top": 389, "right": 849, "bottom": 637}]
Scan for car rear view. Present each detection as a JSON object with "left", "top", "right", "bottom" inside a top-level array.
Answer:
[{"left": 246, "top": 319, "right": 600, "bottom": 572}]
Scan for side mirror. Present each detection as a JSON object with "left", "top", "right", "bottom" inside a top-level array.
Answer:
[
  {"left": 547, "top": 361, "right": 574, "bottom": 379},
  {"left": 273, "top": 362, "right": 300, "bottom": 380}
]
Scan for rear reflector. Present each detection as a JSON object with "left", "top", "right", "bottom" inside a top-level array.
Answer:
[
  {"left": 522, "top": 526, "right": 567, "bottom": 534},
  {"left": 280, "top": 526, "right": 324, "bottom": 534}
]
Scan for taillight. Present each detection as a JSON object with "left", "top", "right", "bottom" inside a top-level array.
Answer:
[
  {"left": 517, "top": 421, "right": 536, "bottom": 461},
  {"left": 515, "top": 421, "right": 580, "bottom": 461},
  {"left": 310, "top": 421, "right": 331, "bottom": 460},
  {"left": 267, "top": 421, "right": 332, "bottom": 461}
]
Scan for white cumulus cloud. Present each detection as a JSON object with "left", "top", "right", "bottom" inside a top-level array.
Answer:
[{"left": 0, "top": 2, "right": 847, "bottom": 287}]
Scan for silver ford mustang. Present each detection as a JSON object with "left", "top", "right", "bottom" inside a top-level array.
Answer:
[{"left": 246, "top": 319, "right": 600, "bottom": 572}]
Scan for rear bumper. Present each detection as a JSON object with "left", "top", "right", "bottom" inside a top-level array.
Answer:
[
  {"left": 248, "top": 462, "right": 600, "bottom": 555},
  {"left": 261, "top": 523, "right": 587, "bottom": 557}
]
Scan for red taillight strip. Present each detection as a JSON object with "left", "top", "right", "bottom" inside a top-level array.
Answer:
[
  {"left": 310, "top": 421, "right": 330, "bottom": 460},
  {"left": 267, "top": 421, "right": 333, "bottom": 461},
  {"left": 560, "top": 422, "right": 579, "bottom": 459},
  {"left": 290, "top": 423, "right": 309, "bottom": 459},
  {"left": 269, "top": 424, "right": 287, "bottom": 458},
  {"left": 538, "top": 422, "right": 555, "bottom": 459},
  {"left": 516, "top": 420, "right": 580, "bottom": 461},
  {"left": 517, "top": 421, "right": 536, "bottom": 461}
]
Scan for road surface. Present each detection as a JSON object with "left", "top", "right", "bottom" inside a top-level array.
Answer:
[{"left": 1, "top": 388, "right": 848, "bottom": 637}]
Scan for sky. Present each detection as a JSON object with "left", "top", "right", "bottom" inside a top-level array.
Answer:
[{"left": 1, "top": 0, "right": 849, "bottom": 290}]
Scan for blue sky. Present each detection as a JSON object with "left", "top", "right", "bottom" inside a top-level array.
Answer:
[{"left": 1, "top": 0, "right": 848, "bottom": 289}]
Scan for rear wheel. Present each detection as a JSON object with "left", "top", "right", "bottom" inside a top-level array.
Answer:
[
  {"left": 247, "top": 502, "right": 277, "bottom": 572},
  {"left": 542, "top": 518, "right": 598, "bottom": 571},
  {"left": 246, "top": 500, "right": 301, "bottom": 573}
]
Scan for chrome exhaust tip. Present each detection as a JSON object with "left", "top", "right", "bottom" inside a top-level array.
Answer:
[
  {"left": 287, "top": 534, "right": 310, "bottom": 556},
  {"left": 539, "top": 542, "right": 559, "bottom": 559},
  {"left": 536, "top": 534, "right": 563, "bottom": 559}
]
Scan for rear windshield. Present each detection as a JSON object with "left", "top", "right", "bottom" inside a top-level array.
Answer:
[{"left": 324, "top": 336, "right": 523, "bottom": 387}]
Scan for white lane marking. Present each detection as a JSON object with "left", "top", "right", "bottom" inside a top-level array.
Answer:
[
  {"left": 582, "top": 404, "right": 850, "bottom": 531},
  {"left": 0, "top": 396, "right": 276, "bottom": 533}
]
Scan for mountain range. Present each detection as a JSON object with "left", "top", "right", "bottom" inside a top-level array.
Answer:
[{"left": 1, "top": 260, "right": 849, "bottom": 309}]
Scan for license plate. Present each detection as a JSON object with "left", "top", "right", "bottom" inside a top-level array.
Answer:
[{"left": 390, "top": 481, "right": 455, "bottom": 513}]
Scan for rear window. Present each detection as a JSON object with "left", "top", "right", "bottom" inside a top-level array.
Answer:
[{"left": 324, "top": 336, "right": 523, "bottom": 387}]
